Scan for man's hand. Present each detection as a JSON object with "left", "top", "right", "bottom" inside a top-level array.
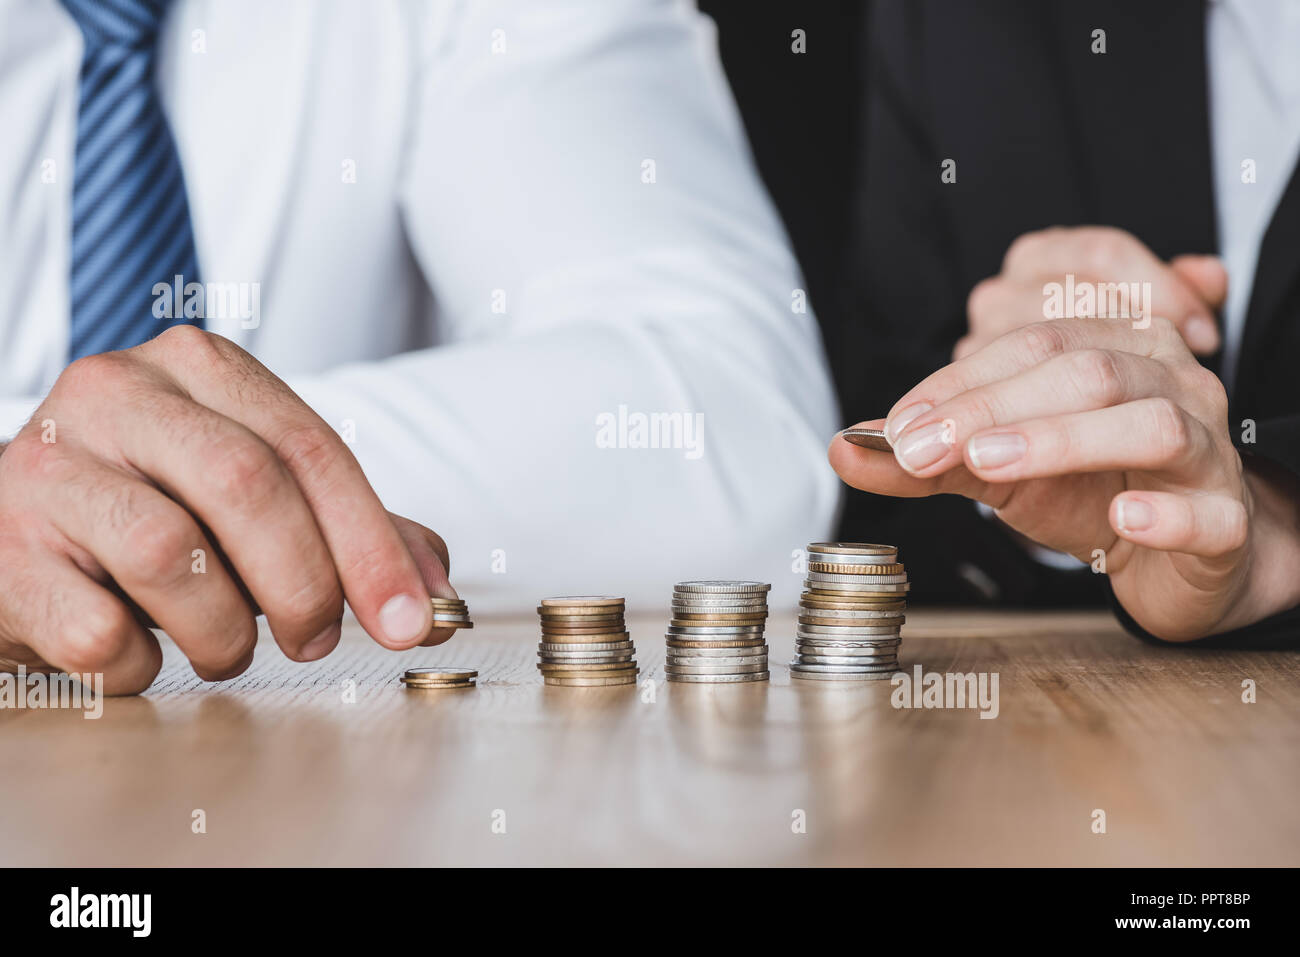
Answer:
[
  {"left": 0, "top": 326, "right": 458, "bottom": 694},
  {"left": 830, "top": 316, "right": 1300, "bottom": 641},
  {"left": 957, "top": 226, "right": 1228, "bottom": 359}
]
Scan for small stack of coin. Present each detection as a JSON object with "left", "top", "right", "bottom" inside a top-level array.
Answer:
[
  {"left": 537, "top": 597, "right": 639, "bottom": 687},
  {"left": 430, "top": 597, "right": 473, "bottom": 629},
  {"left": 790, "top": 543, "right": 906, "bottom": 681},
  {"left": 664, "top": 581, "right": 771, "bottom": 683},
  {"left": 400, "top": 666, "right": 477, "bottom": 690}
]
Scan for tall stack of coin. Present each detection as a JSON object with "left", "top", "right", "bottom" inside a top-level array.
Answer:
[
  {"left": 790, "top": 543, "right": 906, "bottom": 681},
  {"left": 430, "top": 597, "right": 473, "bottom": 630},
  {"left": 664, "top": 581, "right": 771, "bottom": 683},
  {"left": 536, "top": 597, "right": 639, "bottom": 687}
]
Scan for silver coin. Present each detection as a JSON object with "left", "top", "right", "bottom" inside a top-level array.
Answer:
[
  {"left": 796, "top": 639, "right": 902, "bottom": 652},
  {"left": 538, "top": 641, "right": 635, "bottom": 653},
  {"left": 674, "top": 581, "right": 771, "bottom": 594},
  {"left": 797, "top": 623, "right": 904, "bottom": 636},
  {"left": 805, "top": 551, "right": 898, "bottom": 565},
  {"left": 666, "top": 671, "right": 770, "bottom": 683},
  {"left": 672, "top": 594, "right": 770, "bottom": 604},
  {"left": 806, "top": 542, "right": 897, "bottom": 556},
  {"left": 795, "top": 653, "right": 899, "bottom": 667},
  {"left": 538, "top": 651, "right": 635, "bottom": 662},
  {"left": 804, "top": 579, "right": 910, "bottom": 593},
  {"left": 789, "top": 661, "right": 900, "bottom": 674},
  {"left": 665, "top": 624, "right": 766, "bottom": 636},
  {"left": 662, "top": 645, "right": 768, "bottom": 658},
  {"left": 796, "top": 605, "right": 905, "bottom": 620},
  {"left": 790, "top": 669, "right": 895, "bottom": 681},
  {"left": 665, "top": 662, "right": 769, "bottom": 675},
  {"left": 795, "top": 620, "right": 901, "bottom": 633},
  {"left": 667, "top": 653, "right": 769, "bottom": 667},
  {"left": 404, "top": 667, "right": 478, "bottom": 679}
]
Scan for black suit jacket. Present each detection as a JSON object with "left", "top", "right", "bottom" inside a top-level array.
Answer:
[{"left": 831, "top": 0, "right": 1300, "bottom": 645}]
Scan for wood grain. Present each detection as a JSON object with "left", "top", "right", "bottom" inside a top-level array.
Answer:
[{"left": 2, "top": 608, "right": 1296, "bottom": 866}]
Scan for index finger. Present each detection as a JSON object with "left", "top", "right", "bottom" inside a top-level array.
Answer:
[
  {"left": 141, "top": 327, "right": 441, "bottom": 649},
  {"left": 884, "top": 316, "right": 1186, "bottom": 442}
]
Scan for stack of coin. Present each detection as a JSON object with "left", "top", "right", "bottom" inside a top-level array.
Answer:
[
  {"left": 430, "top": 597, "right": 473, "bottom": 630},
  {"left": 664, "top": 581, "right": 771, "bottom": 683},
  {"left": 790, "top": 543, "right": 906, "bottom": 681},
  {"left": 536, "top": 597, "right": 639, "bottom": 687},
  {"left": 400, "top": 666, "right": 477, "bottom": 690}
]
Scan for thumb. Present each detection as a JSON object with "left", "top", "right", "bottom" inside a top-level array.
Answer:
[{"left": 1170, "top": 254, "right": 1228, "bottom": 309}]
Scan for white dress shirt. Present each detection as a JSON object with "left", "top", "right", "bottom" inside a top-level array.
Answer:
[
  {"left": 0, "top": 0, "right": 841, "bottom": 609},
  {"left": 1208, "top": 0, "right": 1300, "bottom": 392}
]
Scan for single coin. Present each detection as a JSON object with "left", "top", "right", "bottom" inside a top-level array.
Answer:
[
  {"left": 800, "top": 597, "right": 908, "bottom": 612},
  {"left": 790, "top": 661, "right": 899, "bottom": 674},
  {"left": 540, "top": 596, "right": 624, "bottom": 606},
  {"left": 796, "top": 617, "right": 901, "bottom": 631},
  {"left": 538, "top": 641, "right": 634, "bottom": 653},
  {"left": 538, "top": 632, "right": 631, "bottom": 645},
  {"left": 676, "top": 616, "right": 764, "bottom": 624},
  {"left": 795, "top": 653, "right": 900, "bottom": 667},
  {"left": 805, "top": 582, "right": 910, "bottom": 596},
  {"left": 667, "top": 654, "right": 769, "bottom": 668},
  {"left": 663, "top": 645, "right": 768, "bottom": 658},
  {"left": 537, "top": 612, "right": 625, "bottom": 623},
  {"left": 806, "top": 543, "right": 897, "bottom": 556},
  {"left": 838, "top": 428, "right": 891, "bottom": 452},
  {"left": 404, "top": 667, "right": 478, "bottom": 680},
  {"left": 796, "top": 637, "right": 902, "bottom": 651},
  {"left": 673, "top": 581, "right": 771, "bottom": 594},
  {"left": 796, "top": 606, "right": 906, "bottom": 620},
  {"left": 665, "top": 624, "right": 765, "bottom": 635},
  {"left": 402, "top": 681, "right": 475, "bottom": 690},
  {"left": 806, "top": 571, "right": 909, "bottom": 585},
  {"left": 541, "top": 624, "right": 629, "bottom": 635},
  {"left": 671, "top": 600, "right": 769, "bottom": 611},
  {"left": 665, "top": 638, "right": 768, "bottom": 650},
  {"left": 807, "top": 561, "right": 905, "bottom": 576},
  {"left": 790, "top": 669, "right": 894, "bottom": 682},
  {"left": 666, "top": 671, "right": 770, "bottom": 683},
  {"left": 543, "top": 674, "right": 640, "bottom": 687},
  {"left": 538, "top": 651, "right": 635, "bottom": 662},
  {"left": 538, "top": 662, "right": 639, "bottom": 674}
]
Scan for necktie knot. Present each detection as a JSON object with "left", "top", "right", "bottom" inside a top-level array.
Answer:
[{"left": 61, "top": 0, "right": 168, "bottom": 52}]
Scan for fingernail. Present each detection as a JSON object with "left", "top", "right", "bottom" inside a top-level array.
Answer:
[
  {"left": 300, "top": 621, "right": 341, "bottom": 661},
  {"left": 894, "top": 421, "right": 952, "bottom": 473},
  {"left": 1183, "top": 316, "right": 1219, "bottom": 353},
  {"left": 379, "top": 593, "right": 430, "bottom": 644},
  {"left": 967, "top": 433, "right": 1027, "bottom": 470},
  {"left": 886, "top": 402, "right": 931, "bottom": 442},
  {"left": 1116, "top": 498, "right": 1155, "bottom": 532}
]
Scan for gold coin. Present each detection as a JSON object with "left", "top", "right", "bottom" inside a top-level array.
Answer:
[
  {"left": 543, "top": 674, "right": 640, "bottom": 687},
  {"left": 432, "top": 619, "right": 474, "bottom": 629},
  {"left": 539, "top": 597, "right": 624, "bottom": 609},
  {"left": 807, "top": 561, "right": 904, "bottom": 575},
  {"left": 665, "top": 638, "right": 767, "bottom": 649},
  {"left": 537, "top": 613, "right": 625, "bottom": 625}
]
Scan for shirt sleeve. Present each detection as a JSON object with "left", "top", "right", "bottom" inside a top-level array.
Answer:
[{"left": 286, "top": 0, "right": 841, "bottom": 609}]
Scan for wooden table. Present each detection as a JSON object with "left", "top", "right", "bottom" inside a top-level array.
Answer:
[{"left": 2, "top": 609, "right": 1296, "bottom": 866}]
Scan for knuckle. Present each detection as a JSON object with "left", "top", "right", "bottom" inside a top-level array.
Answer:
[
  {"left": 1017, "top": 321, "right": 1070, "bottom": 366},
  {"left": 276, "top": 577, "right": 343, "bottom": 630},
  {"left": 54, "top": 353, "right": 126, "bottom": 401},
  {"left": 1186, "top": 365, "right": 1229, "bottom": 417},
  {"left": 966, "top": 278, "right": 1001, "bottom": 323},
  {"left": 149, "top": 322, "right": 217, "bottom": 357},
  {"left": 1144, "top": 397, "right": 1192, "bottom": 461},
  {"left": 209, "top": 437, "right": 284, "bottom": 508},
  {"left": 1220, "top": 500, "right": 1249, "bottom": 552},
  {"left": 1148, "top": 315, "right": 1178, "bottom": 340},
  {"left": 1070, "top": 349, "right": 1126, "bottom": 406},
  {"left": 1077, "top": 230, "right": 1124, "bottom": 276},
  {"left": 1003, "top": 228, "right": 1055, "bottom": 271},
  {"left": 275, "top": 424, "right": 348, "bottom": 487},
  {"left": 122, "top": 508, "right": 195, "bottom": 583},
  {"left": 60, "top": 599, "right": 135, "bottom": 672}
]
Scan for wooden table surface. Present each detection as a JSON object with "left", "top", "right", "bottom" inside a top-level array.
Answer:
[{"left": 2, "top": 608, "right": 1297, "bottom": 867}]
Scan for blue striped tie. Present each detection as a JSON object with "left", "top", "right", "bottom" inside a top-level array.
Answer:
[{"left": 62, "top": 0, "right": 201, "bottom": 361}]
